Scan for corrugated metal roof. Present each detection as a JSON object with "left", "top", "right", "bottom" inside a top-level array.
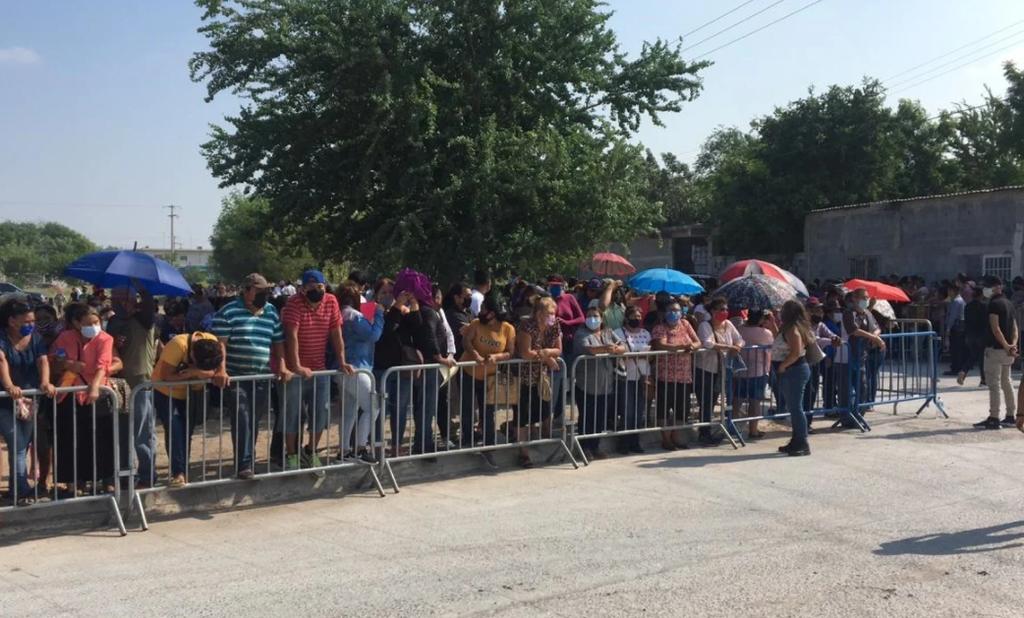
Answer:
[{"left": 810, "top": 185, "right": 1024, "bottom": 214}]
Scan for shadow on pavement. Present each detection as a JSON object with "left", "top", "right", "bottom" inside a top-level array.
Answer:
[
  {"left": 874, "top": 520, "right": 1024, "bottom": 556},
  {"left": 635, "top": 451, "right": 782, "bottom": 469},
  {"left": 856, "top": 426, "right": 1011, "bottom": 441}
]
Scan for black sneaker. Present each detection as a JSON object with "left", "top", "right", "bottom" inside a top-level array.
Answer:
[
  {"left": 778, "top": 443, "right": 793, "bottom": 454},
  {"left": 973, "top": 417, "right": 1001, "bottom": 430},
  {"left": 357, "top": 449, "right": 378, "bottom": 465},
  {"left": 1001, "top": 416, "right": 1016, "bottom": 427},
  {"left": 787, "top": 446, "right": 811, "bottom": 457}
]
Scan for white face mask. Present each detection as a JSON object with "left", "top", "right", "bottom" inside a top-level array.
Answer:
[
  {"left": 81, "top": 324, "right": 101, "bottom": 339},
  {"left": 982, "top": 287, "right": 994, "bottom": 299},
  {"left": 832, "top": 313, "right": 843, "bottom": 323}
]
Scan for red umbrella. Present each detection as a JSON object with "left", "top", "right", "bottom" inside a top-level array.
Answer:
[
  {"left": 720, "top": 259, "right": 809, "bottom": 296},
  {"left": 590, "top": 252, "right": 636, "bottom": 277},
  {"left": 843, "top": 279, "right": 911, "bottom": 303}
]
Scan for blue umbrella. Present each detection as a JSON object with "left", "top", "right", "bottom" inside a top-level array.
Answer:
[
  {"left": 628, "top": 268, "right": 705, "bottom": 296},
  {"left": 64, "top": 250, "right": 192, "bottom": 297}
]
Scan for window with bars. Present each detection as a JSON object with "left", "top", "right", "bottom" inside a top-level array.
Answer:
[
  {"left": 848, "top": 256, "right": 879, "bottom": 279},
  {"left": 983, "top": 255, "right": 1012, "bottom": 282}
]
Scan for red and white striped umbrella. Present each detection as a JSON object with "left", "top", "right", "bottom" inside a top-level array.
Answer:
[{"left": 720, "top": 259, "right": 809, "bottom": 297}]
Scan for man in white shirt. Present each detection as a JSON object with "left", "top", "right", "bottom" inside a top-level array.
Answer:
[{"left": 469, "top": 269, "right": 490, "bottom": 317}]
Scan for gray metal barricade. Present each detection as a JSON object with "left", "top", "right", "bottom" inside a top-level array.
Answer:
[
  {"left": 127, "top": 369, "right": 385, "bottom": 531},
  {"left": 568, "top": 349, "right": 739, "bottom": 465},
  {"left": 0, "top": 385, "right": 126, "bottom": 536},
  {"left": 853, "top": 331, "right": 946, "bottom": 417},
  {"left": 378, "top": 357, "right": 578, "bottom": 492}
]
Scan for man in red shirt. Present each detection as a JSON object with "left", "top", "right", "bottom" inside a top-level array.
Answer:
[{"left": 279, "top": 270, "right": 353, "bottom": 470}]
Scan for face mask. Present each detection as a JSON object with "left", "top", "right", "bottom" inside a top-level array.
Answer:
[
  {"left": 666, "top": 311, "right": 681, "bottom": 324},
  {"left": 832, "top": 312, "right": 843, "bottom": 323},
  {"left": 713, "top": 311, "right": 729, "bottom": 323},
  {"left": 19, "top": 324, "right": 34, "bottom": 337},
  {"left": 364, "top": 290, "right": 374, "bottom": 301},
  {"left": 549, "top": 285, "right": 563, "bottom": 298},
  {"left": 81, "top": 325, "right": 101, "bottom": 339},
  {"left": 546, "top": 315, "right": 557, "bottom": 327},
  {"left": 857, "top": 299, "right": 869, "bottom": 311},
  {"left": 680, "top": 306, "right": 690, "bottom": 315},
  {"left": 586, "top": 316, "right": 602, "bottom": 331},
  {"left": 626, "top": 318, "right": 641, "bottom": 329},
  {"left": 252, "top": 292, "right": 269, "bottom": 308},
  {"left": 982, "top": 287, "right": 994, "bottom": 299},
  {"left": 306, "top": 289, "right": 325, "bottom": 303},
  {"left": 479, "top": 314, "right": 494, "bottom": 325}
]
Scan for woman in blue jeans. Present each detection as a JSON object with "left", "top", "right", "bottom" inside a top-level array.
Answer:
[
  {"left": 772, "top": 300, "right": 814, "bottom": 457},
  {"left": 0, "top": 300, "right": 57, "bottom": 504}
]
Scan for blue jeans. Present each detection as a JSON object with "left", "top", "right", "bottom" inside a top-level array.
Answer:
[
  {"left": 154, "top": 390, "right": 200, "bottom": 477},
  {"left": 780, "top": 359, "right": 811, "bottom": 448},
  {"left": 133, "top": 389, "right": 156, "bottom": 487},
  {"left": 0, "top": 403, "right": 34, "bottom": 498},
  {"left": 212, "top": 381, "right": 271, "bottom": 472},
  {"left": 276, "top": 375, "right": 332, "bottom": 436}
]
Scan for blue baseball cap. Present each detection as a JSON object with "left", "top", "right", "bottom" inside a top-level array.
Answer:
[{"left": 301, "top": 270, "right": 326, "bottom": 285}]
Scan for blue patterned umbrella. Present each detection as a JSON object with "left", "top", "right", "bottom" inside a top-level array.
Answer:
[{"left": 713, "top": 274, "right": 799, "bottom": 310}]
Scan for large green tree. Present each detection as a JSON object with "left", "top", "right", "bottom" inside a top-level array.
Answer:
[
  {"left": 190, "top": 0, "right": 708, "bottom": 280},
  {"left": 209, "top": 193, "right": 317, "bottom": 282},
  {"left": 0, "top": 222, "right": 98, "bottom": 283}
]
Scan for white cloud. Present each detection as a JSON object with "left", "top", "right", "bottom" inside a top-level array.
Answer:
[{"left": 0, "top": 47, "right": 41, "bottom": 65}]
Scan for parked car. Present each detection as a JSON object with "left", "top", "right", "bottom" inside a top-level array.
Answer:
[{"left": 0, "top": 282, "right": 46, "bottom": 305}]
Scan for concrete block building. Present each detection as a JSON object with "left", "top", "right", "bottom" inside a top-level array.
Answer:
[{"left": 803, "top": 186, "right": 1024, "bottom": 282}]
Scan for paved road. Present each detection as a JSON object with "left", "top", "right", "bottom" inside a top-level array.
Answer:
[{"left": 2, "top": 377, "right": 1024, "bottom": 617}]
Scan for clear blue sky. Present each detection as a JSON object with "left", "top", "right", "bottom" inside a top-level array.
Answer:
[{"left": 2, "top": 1, "right": 1022, "bottom": 249}]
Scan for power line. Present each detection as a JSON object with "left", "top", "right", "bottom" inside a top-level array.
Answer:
[
  {"left": 682, "top": 0, "right": 788, "bottom": 52},
  {"left": 883, "top": 20, "right": 1024, "bottom": 82},
  {"left": 693, "top": 0, "right": 827, "bottom": 61},
  {"left": 890, "top": 35, "right": 1024, "bottom": 95},
  {"left": 683, "top": 0, "right": 760, "bottom": 38},
  {"left": 885, "top": 29, "right": 1024, "bottom": 90}
]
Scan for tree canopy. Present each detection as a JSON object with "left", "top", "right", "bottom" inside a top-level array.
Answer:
[
  {"left": 191, "top": 0, "right": 708, "bottom": 280},
  {"left": 0, "top": 222, "right": 98, "bottom": 284}
]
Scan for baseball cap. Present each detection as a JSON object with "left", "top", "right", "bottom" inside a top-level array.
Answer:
[
  {"left": 806, "top": 296, "right": 822, "bottom": 307},
  {"left": 586, "top": 277, "right": 603, "bottom": 290},
  {"left": 302, "top": 270, "right": 326, "bottom": 285},
  {"left": 243, "top": 273, "right": 272, "bottom": 289}
]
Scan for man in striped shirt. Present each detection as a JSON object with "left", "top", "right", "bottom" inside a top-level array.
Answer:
[
  {"left": 280, "top": 270, "right": 353, "bottom": 470},
  {"left": 211, "top": 273, "right": 291, "bottom": 479}
]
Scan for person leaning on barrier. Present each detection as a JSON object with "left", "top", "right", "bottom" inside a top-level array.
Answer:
[
  {"left": 837, "top": 289, "right": 885, "bottom": 428},
  {"left": 734, "top": 309, "right": 774, "bottom": 441},
  {"left": 210, "top": 273, "right": 291, "bottom": 480},
  {"left": 459, "top": 294, "right": 516, "bottom": 455},
  {"left": 514, "top": 296, "right": 562, "bottom": 469},
  {"left": 612, "top": 305, "right": 651, "bottom": 455},
  {"left": 49, "top": 303, "right": 117, "bottom": 497},
  {"left": 149, "top": 331, "right": 225, "bottom": 487},
  {"left": 973, "top": 276, "right": 1019, "bottom": 430},
  {"left": 337, "top": 283, "right": 384, "bottom": 464},
  {"left": 280, "top": 270, "right": 353, "bottom": 471},
  {"left": 695, "top": 297, "right": 744, "bottom": 447},
  {"left": 774, "top": 300, "right": 815, "bottom": 457},
  {"left": 650, "top": 299, "right": 701, "bottom": 451},
  {"left": 572, "top": 303, "right": 625, "bottom": 461},
  {"left": 0, "top": 300, "right": 56, "bottom": 505}
]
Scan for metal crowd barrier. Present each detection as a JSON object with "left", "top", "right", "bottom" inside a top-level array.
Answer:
[
  {"left": 0, "top": 385, "right": 126, "bottom": 535},
  {"left": 568, "top": 349, "right": 740, "bottom": 465},
  {"left": 127, "top": 369, "right": 385, "bottom": 531},
  {"left": 851, "top": 332, "right": 947, "bottom": 418},
  {"left": 378, "top": 357, "right": 579, "bottom": 492}
]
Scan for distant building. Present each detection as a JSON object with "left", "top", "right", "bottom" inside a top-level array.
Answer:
[
  {"left": 804, "top": 186, "right": 1024, "bottom": 283},
  {"left": 139, "top": 246, "right": 213, "bottom": 271},
  {"left": 625, "top": 224, "right": 716, "bottom": 275}
]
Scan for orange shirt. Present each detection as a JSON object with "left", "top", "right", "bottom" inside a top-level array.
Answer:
[{"left": 50, "top": 329, "right": 113, "bottom": 404}]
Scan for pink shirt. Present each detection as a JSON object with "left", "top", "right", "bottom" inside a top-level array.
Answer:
[
  {"left": 51, "top": 329, "right": 113, "bottom": 404},
  {"left": 651, "top": 321, "right": 699, "bottom": 384},
  {"left": 736, "top": 325, "right": 773, "bottom": 377}
]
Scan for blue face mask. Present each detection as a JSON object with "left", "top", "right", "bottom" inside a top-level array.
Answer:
[
  {"left": 19, "top": 324, "right": 34, "bottom": 337},
  {"left": 680, "top": 306, "right": 689, "bottom": 315},
  {"left": 857, "top": 299, "right": 869, "bottom": 311},
  {"left": 585, "top": 316, "right": 602, "bottom": 331},
  {"left": 549, "top": 285, "right": 563, "bottom": 298},
  {"left": 666, "top": 311, "right": 682, "bottom": 324}
]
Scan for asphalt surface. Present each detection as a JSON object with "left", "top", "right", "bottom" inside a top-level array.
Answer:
[{"left": 2, "top": 376, "right": 1024, "bottom": 617}]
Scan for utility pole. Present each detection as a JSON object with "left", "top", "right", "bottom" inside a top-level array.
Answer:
[{"left": 164, "top": 204, "right": 179, "bottom": 264}]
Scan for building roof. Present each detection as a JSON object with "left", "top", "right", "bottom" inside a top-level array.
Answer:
[{"left": 810, "top": 185, "right": 1024, "bottom": 214}]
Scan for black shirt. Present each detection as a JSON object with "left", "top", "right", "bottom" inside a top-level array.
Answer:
[
  {"left": 986, "top": 296, "right": 1015, "bottom": 349},
  {"left": 964, "top": 299, "right": 989, "bottom": 339}
]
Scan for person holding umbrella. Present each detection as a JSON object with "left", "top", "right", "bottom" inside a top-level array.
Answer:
[{"left": 210, "top": 273, "right": 289, "bottom": 479}]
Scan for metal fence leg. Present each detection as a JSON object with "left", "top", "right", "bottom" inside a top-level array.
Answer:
[
  {"left": 571, "top": 435, "right": 590, "bottom": 467},
  {"left": 107, "top": 494, "right": 127, "bottom": 537},
  {"left": 133, "top": 490, "right": 150, "bottom": 531}
]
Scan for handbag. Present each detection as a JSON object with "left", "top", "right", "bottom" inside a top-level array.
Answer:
[
  {"left": 538, "top": 369, "right": 554, "bottom": 402},
  {"left": 805, "top": 338, "right": 825, "bottom": 366},
  {"left": 484, "top": 371, "right": 521, "bottom": 406}
]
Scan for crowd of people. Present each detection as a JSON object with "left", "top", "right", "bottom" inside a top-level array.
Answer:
[{"left": 0, "top": 265, "right": 1020, "bottom": 505}]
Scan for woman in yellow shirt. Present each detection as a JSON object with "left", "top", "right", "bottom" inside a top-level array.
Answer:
[
  {"left": 150, "top": 331, "right": 225, "bottom": 487},
  {"left": 459, "top": 296, "right": 515, "bottom": 450}
]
